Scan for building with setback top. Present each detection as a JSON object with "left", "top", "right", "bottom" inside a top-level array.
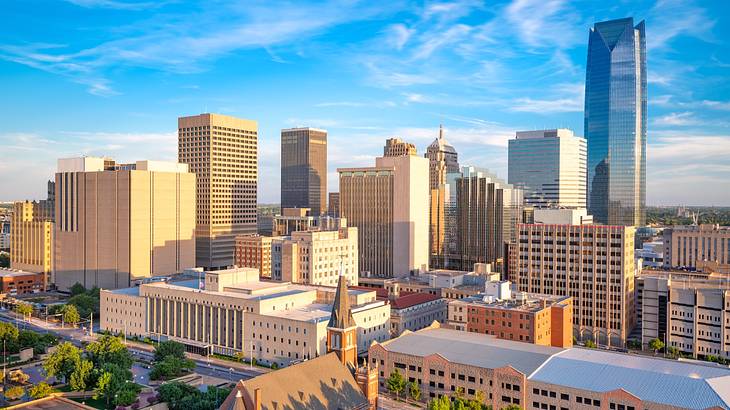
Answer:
[{"left": 280, "top": 128, "right": 327, "bottom": 215}]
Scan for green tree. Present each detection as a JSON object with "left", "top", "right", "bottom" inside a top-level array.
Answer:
[
  {"left": 114, "top": 383, "right": 141, "bottom": 406},
  {"left": 44, "top": 342, "right": 82, "bottom": 383},
  {"left": 158, "top": 382, "right": 200, "bottom": 410},
  {"left": 70, "top": 282, "right": 86, "bottom": 296},
  {"left": 649, "top": 338, "right": 664, "bottom": 354},
  {"left": 667, "top": 346, "right": 680, "bottom": 359},
  {"left": 386, "top": 369, "right": 406, "bottom": 399},
  {"left": 69, "top": 359, "right": 94, "bottom": 391},
  {"left": 67, "top": 293, "right": 99, "bottom": 318},
  {"left": 61, "top": 304, "right": 81, "bottom": 327},
  {"left": 427, "top": 396, "right": 452, "bottom": 410},
  {"left": 502, "top": 405, "right": 522, "bottom": 410},
  {"left": 86, "top": 334, "right": 133, "bottom": 369},
  {"left": 584, "top": 340, "right": 597, "bottom": 348},
  {"left": 29, "top": 382, "right": 53, "bottom": 399},
  {"left": 95, "top": 363, "right": 133, "bottom": 406},
  {"left": 408, "top": 381, "right": 421, "bottom": 401},
  {"left": 0, "top": 322, "right": 19, "bottom": 345},
  {"left": 150, "top": 355, "right": 195, "bottom": 380},
  {"left": 0, "top": 253, "right": 9, "bottom": 268},
  {"left": 15, "top": 302, "right": 33, "bottom": 318},
  {"left": 154, "top": 340, "right": 186, "bottom": 362},
  {"left": 4, "top": 385, "right": 25, "bottom": 401}
]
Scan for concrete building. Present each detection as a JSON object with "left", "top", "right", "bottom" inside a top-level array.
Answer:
[
  {"left": 383, "top": 138, "right": 417, "bottom": 157},
  {"left": 635, "top": 241, "right": 663, "bottom": 269},
  {"left": 328, "top": 192, "right": 340, "bottom": 217},
  {"left": 339, "top": 154, "right": 429, "bottom": 278},
  {"left": 10, "top": 201, "right": 53, "bottom": 287},
  {"left": 271, "top": 227, "right": 359, "bottom": 287},
  {"left": 369, "top": 325, "right": 730, "bottom": 409},
  {"left": 454, "top": 166, "right": 523, "bottom": 273},
  {"left": 426, "top": 125, "right": 459, "bottom": 191},
  {"left": 234, "top": 235, "right": 274, "bottom": 278},
  {"left": 508, "top": 129, "right": 587, "bottom": 209},
  {"left": 272, "top": 207, "right": 345, "bottom": 236},
  {"left": 390, "top": 292, "right": 447, "bottom": 337},
  {"left": 637, "top": 271, "right": 730, "bottom": 360},
  {"left": 426, "top": 126, "right": 459, "bottom": 270},
  {"left": 178, "top": 113, "right": 258, "bottom": 269},
  {"left": 662, "top": 224, "right": 730, "bottom": 270},
  {"left": 0, "top": 268, "right": 46, "bottom": 296},
  {"left": 280, "top": 128, "right": 327, "bottom": 215},
  {"left": 54, "top": 157, "right": 196, "bottom": 291},
  {"left": 100, "top": 267, "right": 390, "bottom": 367},
  {"left": 533, "top": 208, "right": 592, "bottom": 225},
  {"left": 447, "top": 281, "right": 573, "bottom": 348},
  {"left": 509, "top": 224, "right": 636, "bottom": 346}
]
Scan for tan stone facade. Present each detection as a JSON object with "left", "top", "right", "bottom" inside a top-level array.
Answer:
[
  {"left": 662, "top": 224, "right": 730, "bottom": 270},
  {"left": 54, "top": 158, "right": 196, "bottom": 290},
  {"left": 178, "top": 113, "right": 258, "bottom": 269},
  {"left": 234, "top": 235, "right": 274, "bottom": 278},
  {"left": 383, "top": 138, "right": 417, "bottom": 157},
  {"left": 10, "top": 201, "right": 53, "bottom": 287},
  {"left": 509, "top": 224, "right": 636, "bottom": 346}
]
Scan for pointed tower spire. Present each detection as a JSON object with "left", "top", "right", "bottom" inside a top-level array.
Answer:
[
  {"left": 329, "top": 267, "right": 355, "bottom": 329},
  {"left": 439, "top": 124, "right": 444, "bottom": 140}
]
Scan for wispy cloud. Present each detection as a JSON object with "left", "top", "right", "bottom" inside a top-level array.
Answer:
[
  {"left": 64, "top": 0, "right": 171, "bottom": 10},
  {"left": 652, "top": 111, "right": 697, "bottom": 126},
  {"left": 647, "top": 0, "right": 716, "bottom": 50}
]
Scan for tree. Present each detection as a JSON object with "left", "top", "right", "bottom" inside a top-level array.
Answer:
[
  {"left": 150, "top": 355, "right": 195, "bottom": 380},
  {"left": 158, "top": 382, "right": 200, "bottom": 410},
  {"left": 502, "top": 405, "right": 522, "bottom": 410},
  {"left": 29, "top": 382, "right": 53, "bottom": 399},
  {"left": 114, "top": 383, "right": 141, "bottom": 406},
  {"left": 44, "top": 342, "right": 82, "bottom": 383},
  {"left": 0, "top": 322, "right": 19, "bottom": 344},
  {"left": 61, "top": 304, "right": 81, "bottom": 327},
  {"left": 428, "top": 396, "right": 452, "bottom": 410},
  {"left": 0, "top": 253, "right": 9, "bottom": 268},
  {"left": 154, "top": 340, "right": 186, "bottom": 362},
  {"left": 408, "top": 381, "right": 421, "bottom": 401},
  {"left": 649, "top": 338, "right": 664, "bottom": 354},
  {"left": 87, "top": 334, "right": 133, "bottom": 369},
  {"left": 70, "top": 282, "right": 87, "bottom": 296},
  {"left": 68, "top": 293, "right": 99, "bottom": 318},
  {"left": 69, "top": 359, "right": 94, "bottom": 391},
  {"left": 15, "top": 303, "right": 33, "bottom": 318},
  {"left": 4, "top": 385, "right": 25, "bottom": 401},
  {"left": 386, "top": 369, "right": 406, "bottom": 399},
  {"left": 667, "top": 346, "right": 680, "bottom": 359},
  {"left": 95, "top": 363, "right": 134, "bottom": 406},
  {"left": 584, "top": 340, "right": 597, "bottom": 348}
]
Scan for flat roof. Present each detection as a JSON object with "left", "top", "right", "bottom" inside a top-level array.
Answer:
[
  {"left": 0, "top": 268, "right": 42, "bottom": 277},
  {"left": 109, "top": 286, "right": 141, "bottom": 296}
]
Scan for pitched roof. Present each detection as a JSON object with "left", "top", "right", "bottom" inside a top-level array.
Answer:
[
  {"left": 391, "top": 292, "right": 442, "bottom": 309},
  {"left": 224, "top": 353, "right": 370, "bottom": 410},
  {"left": 329, "top": 274, "right": 355, "bottom": 329}
]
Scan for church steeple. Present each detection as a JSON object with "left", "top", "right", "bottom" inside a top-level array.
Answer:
[{"left": 327, "top": 259, "right": 358, "bottom": 368}]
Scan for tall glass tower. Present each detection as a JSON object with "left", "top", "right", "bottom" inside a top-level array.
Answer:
[{"left": 585, "top": 17, "right": 646, "bottom": 226}]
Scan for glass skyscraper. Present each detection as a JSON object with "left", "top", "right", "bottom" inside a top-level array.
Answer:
[{"left": 585, "top": 17, "right": 646, "bottom": 226}]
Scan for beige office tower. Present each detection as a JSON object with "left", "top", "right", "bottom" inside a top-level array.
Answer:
[
  {"left": 383, "top": 138, "right": 417, "bottom": 157},
  {"left": 509, "top": 224, "right": 636, "bottom": 346},
  {"left": 178, "top": 113, "right": 258, "bottom": 269},
  {"left": 54, "top": 157, "right": 196, "bottom": 290},
  {"left": 425, "top": 125, "right": 459, "bottom": 268},
  {"left": 281, "top": 128, "right": 327, "bottom": 215},
  {"left": 10, "top": 201, "right": 53, "bottom": 288},
  {"left": 339, "top": 154, "right": 429, "bottom": 277}
]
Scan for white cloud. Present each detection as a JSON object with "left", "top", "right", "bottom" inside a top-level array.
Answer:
[
  {"left": 504, "top": 0, "right": 580, "bottom": 49},
  {"left": 647, "top": 0, "right": 716, "bottom": 50},
  {"left": 652, "top": 112, "right": 697, "bottom": 126},
  {"left": 385, "top": 24, "right": 415, "bottom": 50},
  {"left": 508, "top": 82, "right": 584, "bottom": 113}
]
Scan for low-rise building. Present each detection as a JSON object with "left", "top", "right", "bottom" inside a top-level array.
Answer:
[
  {"left": 635, "top": 240, "right": 663, "bottom": 269},
  {"left": 0, "top": 268, "right": 46, "bottom": 296},
  {"left": 663, "top": 224, "right": 730, "bottom": 270},
  {"left": 447, "top": 281, "right": 573, "bottom": 347},
  {"left": 234, "top": 235, "right": 275, "bottom": 278},
  {"left": 359, "top": 266, "right": 498, "bottom": 301},
  {"left": 369, "top": 324, "right": 730, "bottom": 409},
  {"left": 390, "top": 293, "right": 447, "bottom": 337},
  {"left": 272, "top": 207, "right": 345, "bottom": 236},
  {"left": 100, "top": 267, "right": 389, "bottom": 368}
]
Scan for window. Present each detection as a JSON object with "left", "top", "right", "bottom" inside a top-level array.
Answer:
[
  {"left": 561, "top": 393, "right": 569, "bottom": 401},
  {"left": 576, "top": 397, "right": 583, "bottom": 404},
  {"left": 430, "top": 369, "right": 436, "bottom": 375}
]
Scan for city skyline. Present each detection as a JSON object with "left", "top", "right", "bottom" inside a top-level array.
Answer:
[{"left": 2, "top": 1, "right": 729, "bottom": 206}]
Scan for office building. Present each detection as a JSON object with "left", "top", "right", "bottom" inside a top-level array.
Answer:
[
  {"left": 637, "top": 271, "right": 730, "bottom": 360},
  {"left": 339, "top": 154, "right": 429, "bottom": 277},
  {"left": 509, "top": 224, "right": 636, "bottom": 346},
  {"left": 100, "top": 267, "right": 390, "bottom": 367},
  {"left": 454, "top": 166, "right": 523, "bottom": 272},
  {"left": 54, "top": 157, "right": 195, "bottom": 290},
  {"left": 369, "top": 324, "right": 730, "bottom": 409},
  {"left": 533, "top": 208, "right": 592, "bottom": 225},
  {"left": 662, "top": 224, "right": 730, "bottom": 270},
  {"left": 328, "top": 192, "right": 340, "bottom": 217},
  {"left": 425, "top": 125, "right": 459, "bottom": 190},
  {"left": 0, "top": 268, "right": 46, "bottom": 296},
  {"left": 585, "top": 18, "right": 646, "bottom": 225},
  {"left": 178, "top": 113, "right": 258, "bottom": 269},
  {"left": 271, "top": 227, "right": 359, "bottom": 287},
  {"left": 10, "top": 201, "right": 53, "bottom": 286},
  {"left": 280, "top": 128, "right": 327, "bottom": 215},
  {"left": 383, "top": 138, "right": 417, "bottom": 157},
  {"left": 234, "top": 235, "right": 274, "bottom": 278},
  {"left": 426, "top": 126, "right": 459, "bottom": 269},
  {"left": 389, "top": 292, "right": 447, "bottom": 337},
  {"left": 447, "top": 281, "right": 573, "bottom": 348},
  {"left": 271, "top": 207, "right": 344, "bottom": 236},
  {"left": 508, "top": 129, "right": 586, "bottom": 209}
]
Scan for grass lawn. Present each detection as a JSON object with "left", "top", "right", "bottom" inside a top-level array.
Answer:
[{"left": 71, "top": 396, "right": 107, "bottom": 410}]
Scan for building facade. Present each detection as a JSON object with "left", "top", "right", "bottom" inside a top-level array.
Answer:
[
  {"left": 271, "top": 207, "right": 344, "bottom": 236},
  {"left": 339, "top": 154, "right": 429, "bottom": 278},
  {"left": 508, "top": 129, "right": 587, "bottom": 209},
  {"left": 234, "top": 235, "right": 274, "bottom": 278},
  {"left": 662, "top": 224, "right": 730, "bottom": 270},
  {"left": 389, "top": 292, "right": 448, "bottom": 337},
  {"left": 383, "top": 138, "right": 417, "bottom": 157},
  {"left": 10, "top": 201, "right": 53, "bottom": 286},
  {"left": 509, "top": 224, "right": 636, "bottom": 346},
  {"left": 328, "top": 192, "right": 340, "bottom": 217},
  {"left": 178, "top": 113, "right": 258, "bottom": 269},
  {"left": 0, "top": 268, "right": 46, "bottom": 296},
  {"left": 426, "top": 126, "right": 459, "bottom": 269},
  {"left": 54, "top": 158, "right": 196, "bottom": 291},
  {"left": 280, "top": 128, "right": 327, "bottom": 215},
  {"left": 585, "top": 18, "right": 647, "bottom": 226}
]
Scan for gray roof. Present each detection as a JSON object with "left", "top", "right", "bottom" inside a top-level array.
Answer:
[
  {"left": 380, "top": 328, "right": 561, "bottom": 375},
  {"left": 529, "top": 349, "right": 730, "bottom": 409}
]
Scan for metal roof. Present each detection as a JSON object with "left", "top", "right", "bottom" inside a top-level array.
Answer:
[{"left": 529, "top": 349, "right": 730, "bottom": 409}]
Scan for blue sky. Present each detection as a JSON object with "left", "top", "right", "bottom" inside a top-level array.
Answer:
[{"left": 1, "top": 0, "right": 729, "bottom": 206}]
